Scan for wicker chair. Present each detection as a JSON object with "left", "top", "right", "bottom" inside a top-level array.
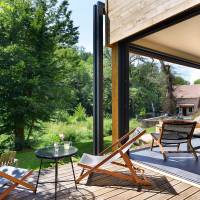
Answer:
[{"left": 151, "top": 120, "right": 197, "bottom": 160}]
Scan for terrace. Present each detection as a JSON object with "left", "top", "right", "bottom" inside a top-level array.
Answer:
[
  {"left": 92, "top": 0, "right": 200, "bottom": 199},
  {"left": 6, "top": 162, "right": 200, "bottom": 200},
  {"left": 3, "top": 0, "right": 200, "bottom": 199}
]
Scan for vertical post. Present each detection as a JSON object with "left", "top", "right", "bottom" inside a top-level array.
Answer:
[
  {"left": 112, "top": 44, "right": 119, "bottom": 144},
  {"left": 118, "top": 42, "right": 129, "bottom": 139},
  {"left": 112, "top": 42, "right": 129, "bottom": 146},
  {"left": 93, "top": 2, "right": 105, "bottom": 155}
]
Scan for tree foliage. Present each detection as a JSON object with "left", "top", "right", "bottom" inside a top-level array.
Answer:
[
  {"left": 194, "top": 79, "right": 200, "bottom": 84},
  {"left": 173, "top": 76, "right": 189, "bottom": 85},
  {"left": 0, "top": 0, "right": 78, "bottom": 149},
  {"left": 129, "top": 59, "right": 162, "bottom": 117}
]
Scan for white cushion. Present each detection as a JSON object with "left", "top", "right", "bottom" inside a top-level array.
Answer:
[{"left": 0, "top": 166, "right": 27, "bottom": 187}]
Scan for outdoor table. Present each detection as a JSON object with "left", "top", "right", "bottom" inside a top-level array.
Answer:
[{"left": 35, "top": 145, "right": 78, "bottom": 200}]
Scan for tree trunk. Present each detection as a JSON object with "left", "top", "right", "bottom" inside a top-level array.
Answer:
[
  {"left": 160, "top": 60, "right": 176, "bottom": 115},
  {"left": 26, "top": 120, "right": 34, "bottom": 143},
  {"left": 14, "top": 127, "right": 25, "bottom": 150}
]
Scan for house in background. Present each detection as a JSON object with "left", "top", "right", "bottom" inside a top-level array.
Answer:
[{"left": 173, "top": 85, "right": 200, "bottom": 116}]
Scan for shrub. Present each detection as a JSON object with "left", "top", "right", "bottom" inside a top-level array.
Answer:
[
  {"left": 67, "top": 115, "right": 77, "bottom": 124},
  {"left": 0, "top": 134, "right": 14, "bottom": 153},
  {"left": 139, "top": 108, "right": 146, "bottom": 118},
  {"left": 54, "top": 110, "right": 69, "bottom": 122},
  {"left": 86, "top": 117, "right": 93, "bottom": 130},
  {"left": 73, "top": 103, "right": 87, "bottom": 121},
  {"left": 104, "top": 118, "right": 112, "bottom": 136}
]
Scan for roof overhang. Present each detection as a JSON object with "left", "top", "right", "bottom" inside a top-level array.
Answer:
[
  {"left": 178, "top": 104, "right": 195, "bottom": 108},
  {"left": 106, "top": 0, "right": 200, "bottom": 68},
  {"left": 131, "top": 15, "right": 200, "bottom": 68}
]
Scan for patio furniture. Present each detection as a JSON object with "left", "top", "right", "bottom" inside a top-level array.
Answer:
[
  {"left": 76, "top": 127, "right": 151, "bottom": 186},
  {"left": 35, "top": 145, "right": 78, "bottom": 200},
  {"left": 151, "top": 120, "right": 197, "bottom": 160},
  {"left": 0, "top": 166, "right": 35, "bottom": 200},
  {"left": 0, "top": 151, "right": 18, "bottom": 167}
]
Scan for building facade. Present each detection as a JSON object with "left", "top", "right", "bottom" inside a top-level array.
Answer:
[{"left": 173, "top": 85, "right": 200, "bottom": 116}]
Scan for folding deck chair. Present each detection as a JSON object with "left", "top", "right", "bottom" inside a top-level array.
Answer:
[
  {"left": 76, "top": 127, "right": 151, "bottom": 186},
  {"left": 0, "top": 166, "right": 35, "bottom": 200},
  {"left": 0, "top": 151, "right": 18, "bottom": 167}
]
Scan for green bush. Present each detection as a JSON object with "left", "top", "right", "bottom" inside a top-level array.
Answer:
[
  {"left": 129, "top": 118, "right": 140, "bottom": 129},
  {"left": 73, "top": 103, "right": 87, "bottom": 121},
  {"left": 67, "top": 115, "right": 77, "bottom": 124},
  {"left": 36, "top": 119, "right": 93, "bottom": 148},
  {"left": 139, "top": 108, "right": 146, "bottom": 118},
  {"left": 54, "top": 110, "right": 69, "bottom": 122},
  {"left": 86, "top": 117, "right": 93, "bottom": 130},
  {"left": 0, "top": 134, "right": 14, "bottom": 153},
  {"left": 104, "top": 118, "right": 112, "bottom": 136}
]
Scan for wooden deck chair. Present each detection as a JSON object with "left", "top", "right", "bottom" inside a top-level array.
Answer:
[
  {"left": 0, "top": 166, "right": 35, "bottom": 200},
  {"left": 151, "top": 120, "right": 197, "bottom": 160},
  {"left": 76, "top": 127, "right": 151, "bottom": 186},
  {"left": 0, "top": 151, "right": 18, "bottom": 167}
]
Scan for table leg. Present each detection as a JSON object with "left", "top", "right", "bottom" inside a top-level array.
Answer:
[
  {"left": 35, "top": 159, "right": 43, "bottom": 193},
  {"left": 55, "top": 160, "right": 58, "bottom": 200},
  {"left": 70, "top": 157, "right": 77, "bottom": 190}
]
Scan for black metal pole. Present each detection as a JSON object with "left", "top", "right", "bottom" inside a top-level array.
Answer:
[
  {"left": 118, "top": 42, "right": 129, "bottom": 140},
  {"left": 55, "top": 160, "right": 58, "bottom": 200},
  {"left": 35, "top": 159, "right": 43, "bottom": 193},
  {"left": 93, "top": 2, "right": 105, "bottom": 155},
  {"left": 70, "top": 157, "right": 77, "bottom": 190},
  {"left": 93, "top": 4, "right": 98, "bottom": 155}
]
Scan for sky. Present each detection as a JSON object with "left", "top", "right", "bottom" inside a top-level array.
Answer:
[
  {"left": 69, "top": 0, "right": 101, "bottom": 52},
  {"left": 173, "top": 65, "right": 200, "bottom": 84},
  {"left": 69, "top": 0, "right": 200, "bottom": 84}
]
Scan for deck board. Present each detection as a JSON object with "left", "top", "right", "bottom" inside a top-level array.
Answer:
[
  {"left": 130, "top": 139, "right": 200, "bottom": 188},
  {"left": 3, "top": 162, "right": 200, "bottom": 200}
]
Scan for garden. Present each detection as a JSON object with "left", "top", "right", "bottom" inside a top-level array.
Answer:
[{"left": 1, "top": 110, "right": 155, "bottom": 169}]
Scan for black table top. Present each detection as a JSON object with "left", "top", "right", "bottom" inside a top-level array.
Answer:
[{"left": 35, "top": 145, "right": 78, "bottom": 160}]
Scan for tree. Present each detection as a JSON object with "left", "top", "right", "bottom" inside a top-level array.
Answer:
[
  {"left": 160, "top": 61, "right": 176, "bottom": 115},
  {"left": 103, "top": 48, "right": 112, "bottom": 115},
  {"left": 129, "top": 59, "right": 162, "bottom": 118},
  {"left": 173, "top": 76, "right": 189, "bottom": 85},
  {"left": 194, "top": 79, "right": 200, "bottom": 84},
  {"left": 0, "top": 0, "right": 79, "bottom": 150}
]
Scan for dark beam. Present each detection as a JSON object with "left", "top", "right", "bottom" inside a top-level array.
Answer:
[
  {"left": 93, "top": 2, "right": 105, "bottom": 155},
  {"left": 129, "top": 44, "right": 200, "bottom": 69},
  {"left": 118, "top": 42, "right": 129, "bottom": 139}
]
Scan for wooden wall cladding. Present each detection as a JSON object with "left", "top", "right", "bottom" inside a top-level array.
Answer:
[{"left": 106, "top": 0, "right": 200, "bottom": 44}]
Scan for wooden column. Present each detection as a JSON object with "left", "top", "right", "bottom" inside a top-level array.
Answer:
[{"left": 112, "top": 42, "right": 129, "bottom": 145}]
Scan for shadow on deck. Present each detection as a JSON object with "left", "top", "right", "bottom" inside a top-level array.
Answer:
[{"left": 5, "top": 152, "right": 200, "bottom": 199}]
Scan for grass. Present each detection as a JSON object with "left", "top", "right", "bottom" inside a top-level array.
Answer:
[{"left": 15, "top": 118, "right": 155, "bottom": 170}]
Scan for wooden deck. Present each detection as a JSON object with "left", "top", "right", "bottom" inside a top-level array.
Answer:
[{"left": 5, "top": 161, "right": 200, "bottom": 200}]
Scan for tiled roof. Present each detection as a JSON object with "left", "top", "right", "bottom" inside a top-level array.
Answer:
[{"left": 173, "top": 84, "right": 200, "bottom": 98}]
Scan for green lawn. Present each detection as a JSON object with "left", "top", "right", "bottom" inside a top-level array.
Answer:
[{"left": 16, "top": 123, "right": 155, "bottom": 170}]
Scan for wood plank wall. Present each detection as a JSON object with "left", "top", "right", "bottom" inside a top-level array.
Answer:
[{"left": 106, "top": 0, "right": 200, "bottom": 44}]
